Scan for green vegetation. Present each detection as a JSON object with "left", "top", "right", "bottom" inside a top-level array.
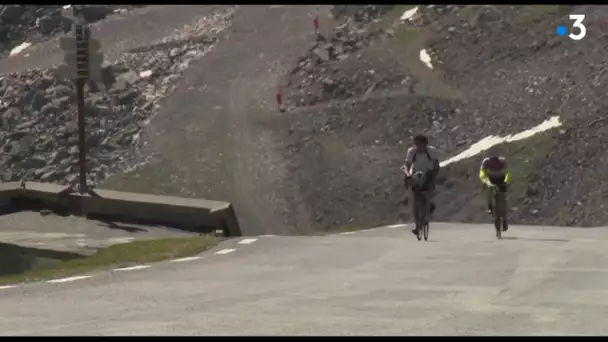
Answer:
[
  {"left": 459, "top": 5, "right": 484, "bottom": 26},
  {"left": 498, "top": 130, "right": 558, "bottom": 199},
  {"left": 0, "top": 236, "right": 219, "bottom": 286},
  {"left": 516, "top": 5, "right": 560, "bottom": 24},
  {"left": 102, "top": 161, "right": 183, "bottom": 196},
  {"left": 446, "top": 129, "right": 559, "bottom": 201},
  {"left": 395, "top": 26, "right": 419, "bottom": 44}
]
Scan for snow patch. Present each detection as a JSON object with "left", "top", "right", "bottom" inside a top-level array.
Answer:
[
  {"left": 420, "top": 49, "right": 433, "bottom": 69},
  {"left": 441, "top": 116, "right": 562, "bottom": 167},
  {"left": 401, "top": 7, "right": 419, "bottom": 21},
  {"left": 139, "top": 70, "right": 153, "bottom": 79},
  {"left": 10, "top": 42, "right": 32, "bottom": 57}
]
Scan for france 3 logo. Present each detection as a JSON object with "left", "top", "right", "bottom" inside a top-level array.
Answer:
[{"left": 556, "top": 14, "right": 586, "bottom": 41}]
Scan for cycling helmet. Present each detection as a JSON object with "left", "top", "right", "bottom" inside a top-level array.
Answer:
[
  {"left": 413, "top": 134, "right": 429, "bottom": 146},
  {"left": 486, "top": 145, "right": 503, "bottom": 162}
]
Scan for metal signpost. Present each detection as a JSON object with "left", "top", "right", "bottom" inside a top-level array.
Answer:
[{"left": 57, "top": 5, "right": 103, "bottom": 195}]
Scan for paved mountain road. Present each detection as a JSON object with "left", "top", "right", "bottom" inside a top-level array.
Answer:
[{"left": 1, "top": 224, "right": 608, "bottom": 335}]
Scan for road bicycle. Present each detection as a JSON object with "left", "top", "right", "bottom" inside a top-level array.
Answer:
[
  {"left": 413, "top": 188, "right": 430, "bottom": 241},
  {"left": 490, "top": 185, "right": 508, "bottom": 239}
]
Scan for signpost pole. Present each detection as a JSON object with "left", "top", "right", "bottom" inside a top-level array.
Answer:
[
  {"left": 58, "top": 5, "right": 103, "bottom": 197},
  {"left": 75, "top": 22, "right": 89, "bottom": 194},
  {"left": 76, "top": 74, "right": 87, "bottom": 194}
]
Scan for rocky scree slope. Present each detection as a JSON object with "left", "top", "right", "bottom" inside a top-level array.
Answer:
[
  {"left": 0, "top": 5, "right": 143, "bottom": 57},
  {"left": 0, "top": 9, "right": 233, "bottom": 188},
  {"left": 276, "top": 4, "right": 608, "bottom": 230},
  {"left": 272, "top": 5, "right": 460, "bottom": 231},
  {"left": 425, "top": 4, "right": 608, "bottom": 227}
]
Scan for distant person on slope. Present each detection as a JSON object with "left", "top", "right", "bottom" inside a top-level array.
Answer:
[
  {"left": 403, "top": 134, "right": 441, "bottom": 234},
  {"left": 479, "top": 149, "right": 511, "bottom": 222}
]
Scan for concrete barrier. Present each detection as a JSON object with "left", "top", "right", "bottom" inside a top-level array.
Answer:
[
  {"left": 0, "top": 182, "right": 20, "bottom": 211},
  {"left": 0, "top": 182, "right": 242, "bottom": 237}
]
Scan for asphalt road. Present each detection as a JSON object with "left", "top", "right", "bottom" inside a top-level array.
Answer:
[{"left": 1, "top": 223, "right": 608, "bottom": 335}]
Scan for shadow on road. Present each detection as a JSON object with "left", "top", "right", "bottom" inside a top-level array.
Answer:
[
  {"left": 99, "top": 221, "right": 148, "bottom": 233},
  {"left": 502, "top": 236, "right": 569, "bottom": 242},
  {"left": 0, "top": 243, "right": 82, "bottom": 276}
]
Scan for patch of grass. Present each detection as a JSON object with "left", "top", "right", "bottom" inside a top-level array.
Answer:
[
  {"left": 395, "top": 26, "right": 419, "bottom": 44},
  {"left": 516, "top": 5, "right": 560, "bottom": 24},
  {"left": 499, "top": 130, "right": 558, "bottom": 199},
  {"left": 0, "top": 236, "right": 219, "bottom": 286},
  {"left": 447, "top": 129, "right": 559, "bottom": 201},
  {"left": 458, "top": 5, "right": 484, "bottom": 26},
  {"left": 102, "top": 160, "right": 182, "bottom": 196}
]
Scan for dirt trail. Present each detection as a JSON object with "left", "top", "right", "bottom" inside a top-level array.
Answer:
[{"left": 105, "top": 5, "right": 331, "bottom": 235}]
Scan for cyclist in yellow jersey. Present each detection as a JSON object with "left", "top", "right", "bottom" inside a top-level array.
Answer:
[{"left": 479, "top": 151, "right": 511, "bottom": 224}]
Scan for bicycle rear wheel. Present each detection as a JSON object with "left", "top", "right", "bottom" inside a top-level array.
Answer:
[
  {"left": 422, "top": 192, "right": 430, "bottom": 241},
  {"left": 494, "top": 192, "right": 506, "bottom": 239},
  {"left": 414, "top": 191, "right": 425, "bottom": 241},
  {"left": 494, "top": 215, "right": 502, "bottom": 239},
  {"left": 422, "top": 192, "right": 431, "bottom": 241},
  {"left": 423, "top": 221, "right": 430, "bottom": 241}
]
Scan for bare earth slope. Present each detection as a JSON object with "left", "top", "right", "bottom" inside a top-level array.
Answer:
[
  {"left": 105, "top": 5, "right": 331, "bottom": 235},
  {"left": 427, "top": 5, "right": 608, "bottom": 226},
  {"left": 100, "top": 5, "right": 608, "bottom": 234}
]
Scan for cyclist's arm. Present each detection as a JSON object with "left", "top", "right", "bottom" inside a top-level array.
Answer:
[
  {"left": 504, "top": 168, "right": 511, "bottom": 184},
  {"left": 404, "top": 148, "right": 415, "bottom": 177},
  {"left": 479, "top": 165, "right": 489, "bottom": 185}
]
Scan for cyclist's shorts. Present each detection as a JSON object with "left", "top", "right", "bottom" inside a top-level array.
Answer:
[
  {"left": 488, "top": 175, "right": 507, "bottom": 185},
  {"left": 412, "top": 179, "right": 435, "bottom": 192}
]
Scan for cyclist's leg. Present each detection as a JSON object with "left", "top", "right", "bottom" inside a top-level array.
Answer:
[
  {"left": 402, "top": 176, "right": 411, "bottom": 205},
  {"left": 428, "top": 183, "right": 436, "bottom": 215},
  {"left": 424, "top": 171, "right": 436, "bottom": 214},
  {"left": 411, "top": 188, "right": 420, "bottom": 233},
  {"left": 496, "top": 178, "right": 509, "bottom": 230},
  {"left": 487, "top": 175, "right": 506, "bottom": 215},
  {"left": 483, "top": 182, "right": 493, "bottom": 214}
]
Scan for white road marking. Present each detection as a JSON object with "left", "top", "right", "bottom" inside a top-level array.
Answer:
[
  {"left": 171, "top": 256, "right": 202, "bottom": 263},
  {"left": 0, "top": 285, "right": 17, "bottom": 290},
  {"left": 339, "top": 231, "right": 356, "bottom": 235},
  {"left": 269, "top": 5, "right": 284, "bottom": 9},
  {"left": 48, "top": 275, "right": 93, "bottom": 284},
  {"left": 113, "top": 265, "right": 151, "bottom": 272},
  {"left": 259, "top": 234, "right": 276, "bottom": 237},
  {"left": 386, "top": 224, "right": 407, "bottom": 229},
  {"left": 238, "top": 238, "right": 258, "bottom": 245},
  {"left": 215, "top": 248, "right": 236, "bottom": 255}
]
